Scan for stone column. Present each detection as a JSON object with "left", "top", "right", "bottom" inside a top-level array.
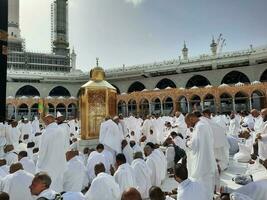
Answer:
[
  {"left": 160, "top": 101, "right": 164, "bottom": 114},
  {"left": 249, "top": 97, "right": 252, "bottom": 110},
  {"left": 232, "top": 97, "right": 236, "bottom": 112}
]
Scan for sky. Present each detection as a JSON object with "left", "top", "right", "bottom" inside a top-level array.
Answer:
[{"left": 20, "top": 0, "right": 267, "bottom": 71}]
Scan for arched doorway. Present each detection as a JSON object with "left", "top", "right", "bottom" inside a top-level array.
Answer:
[
  {"left": 177, "top": 96, "right": 188, "bottom": 114},
  {"left": 111, "top": 84, "right": 121, "bottom": 94},
  {"left": 6, "top": 104, "right": 15, "bottom": 119},
  {"left": 151, "top": 98, "right": 161, "bottom": 114},
  {"left": 186, "top": 75, "right": 211, "bottom": 88},
  {"left": 49, "top": 86, "right": 71, "bottom": 97},
  {"left": 163, "top": 97, "right": 174, "bottom": 115},
  {"left": 48, "top": 103, "right": 55, "bottom": 115},
  {"left": 17, "top": 104, "right": 29, "bottom": 119},
  {"left": 220, "top": 93, "right": 233, "bottom": 114},
  {"left": 68, "top": 103, "right": 77, "bottom": 118},
  {"left": 139, "top": 99, "right": 149, "bottom": 118},
  {"left": 235, "top": 92, "right": 249, "bottom": 112},
  {"left": 30, "top": 103, "right": 39, "bottom": 119},
  {"left": 15, "top": 85, "right": 40, "bottom": 97},
  {"left": 203, "top": 94, "right": 216, "bottom": 113},
  {"left": 189, "top": 95, "right": 201, "bottom": 111},
  {"left": 156, "top": 78, "right": 176, "bottom": 89},
  {"left": 221, "top": 71, "right": 250, "bottom": 84},
  {"left": 251, "top": 90, "right": 266, "bottom": 110},
  {"left": 260, "top": 69, "right": 267, "bottom": 82},
  {"left": 56, "top": 103, "right": 66, "bottom": 117},
  {"left": 118, "top": 100, "right": 127, "bottom": 117},
  {"left": 128, "top": 81, "right": 146, "bottom": 93},
  {"left": 128, "top": 99, "right": 137, "bottom": 115}
]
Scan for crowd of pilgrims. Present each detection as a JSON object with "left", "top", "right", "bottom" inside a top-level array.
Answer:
[{"left": 0, "top": 108, "right": 266, "bottom": 200}]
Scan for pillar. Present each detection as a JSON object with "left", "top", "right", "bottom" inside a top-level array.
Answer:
[
  {"left": 232, "top": 97, "right": 236, "bottom": 112},
  {"left": 160, "top": 101, "right": 163, "bottom": 115},
  {"left": 149, "top": 102, "right": 152, "bottom": 115},
  {"left": 249, "top": 97, "right": 252, "bottom": 110}
]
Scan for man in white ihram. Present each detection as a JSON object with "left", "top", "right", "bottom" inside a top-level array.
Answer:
[
  {"left": 185, "top": 113, "right": 216, "bottom": 200},
  {"left": 99, "top": 117, "right": 123, "bottom": 157},
  {"left": 36, "top": 114, "right": 67, "bottom": 192}
]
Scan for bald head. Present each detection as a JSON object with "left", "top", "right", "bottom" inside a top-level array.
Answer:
[
  {"left": 94, "top": 162, "right": 105, "bottom": 176},
  {"left": 9, "top": 163, "right": 23, "bottom": 174},
  {"left": 121, "top": 187, "right": 142, "bottom": 200}
]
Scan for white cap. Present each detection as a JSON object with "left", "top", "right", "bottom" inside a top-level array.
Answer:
[{"left": 56, "top": 111, "right": 63, "bottom": 118}]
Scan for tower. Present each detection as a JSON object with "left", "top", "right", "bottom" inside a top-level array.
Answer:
[
  {"left": 51, "top": 0, "right": 69, "bottom": 56},
  {"left": 70, "top": 48, "right": 77, "bottom": 71},
  {"left": 210, "top": 36, "right": 217, "bottom": 56},
  {"left": 8, "top": 0, "right": 20, "bottom": 38},
  {"left": 182, "top": 41, "right": 188, "bottom": 60},
  {"left": 8, "top": 0, "right": 23, "bottom": 52}
]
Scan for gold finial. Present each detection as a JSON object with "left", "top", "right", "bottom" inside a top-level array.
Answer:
[
  {"left": 96, "top": 57, "right": 99, "bottom": 67},
  {"left": 90, "top": 57, "right": 105, "bottom": 81}
]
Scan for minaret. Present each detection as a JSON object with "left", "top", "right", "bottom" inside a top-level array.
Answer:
[
  {"left": 52, "top": 0, "right": 69, "bottom": 56},
  {"left": 8, "top": 0, "right": 20, "bottom": 39},
  {"left": 70, "top": 48, "right": 77, "bottom": 71},
  {"left": 210, "top": 36, "right": 217, "bottom": 56},
  {"left": 182, "top": 41, "right": 188, "bottom": 60}
]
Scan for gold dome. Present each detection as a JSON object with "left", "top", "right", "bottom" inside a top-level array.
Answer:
[{"left": 89, "top": 58, "right": 105, "bottom": 81}]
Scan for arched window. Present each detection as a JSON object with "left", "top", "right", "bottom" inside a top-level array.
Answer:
[
  {"left": 6, "top": 104, "right": 15, "bottom": 119},
  {"left": 48, "top": 103, "right": 55, "bottom": 114},
  {"left": 18, "top": 104, "right": 29, "bottom": 119},
  {"left": 15, "top": 85, "right": 40, "bottom": 97},
  {"left": 139, "top": 99, "right": 149, "bottom": 117},
  {"left": 128, "top": 99, "right": 137, "bottom": 115},
  {"left": 49, "top": 86, "right": 71, "bottom": 97},
  {"left": 235, "top": 92, "right": 249, "bottom": 112},
  {"left": 189, "top": 95, "right": 201, "bottom": 111},
  {"left": 118, "top": 101, "right": 127, "bottom": 117},
  {"left": 163, "top": 97, "right": 174, "bottom": 115},
  {"left": 186, "top": 75, "right": 211, "bottom": 88},
  {"left": 221, "top": 71, "right": 250, "bottom": 84},
  {"left": 151, "top": 98, "right": 161, "bottom": 114},
  {"left": 251, "top": 90, "right": 266, "bottom": 110},
  {"left": 30, "top": 103, "right": 39, "bottom": 118},
  {"left": 68, "top": 103, "right": 77, "bottom": 118},
  {"left": 128, "top": 81, "right": 146, "bottom": 93},
  {"left": 204, "top": 94, "right": 216, "bottom": 113},
  {"left": 56, "top": 103, "right": 66, "bottom": 117},
  {"left": 177, "top": 96, "right": 188, "bottom": 114},
  {"left": 156, "top": 78, "right": 176, "bottom": 89},
  {"left": 260, "top": 69, "right": 267, "bottom": 82},
  {"left": 220, "top": 93, "right": 233, "bottom": 113},
  {"left": 111, "top": 84, "right": 121, "bottom": 94}
]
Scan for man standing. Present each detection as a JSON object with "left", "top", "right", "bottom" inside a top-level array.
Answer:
[
  {"left": 256, "top": 108, "right": 267, "bottom": 164},
  {"left": 185, "top": 113, "right": 216, "bottom": 200},
  {"left": 56, "top": 112, "right": 70, "bottom": 152},
  {"left": 36, "top": 114, "right": 67, "bottom": 192}
]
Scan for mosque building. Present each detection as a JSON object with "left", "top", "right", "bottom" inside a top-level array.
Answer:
[{"left": 6, "top": 0, "right": 267, "bottom": 119}]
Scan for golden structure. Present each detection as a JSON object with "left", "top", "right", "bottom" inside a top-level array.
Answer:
[{"left": 79, "top": 59, "right": 117, "bottom": 140}]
